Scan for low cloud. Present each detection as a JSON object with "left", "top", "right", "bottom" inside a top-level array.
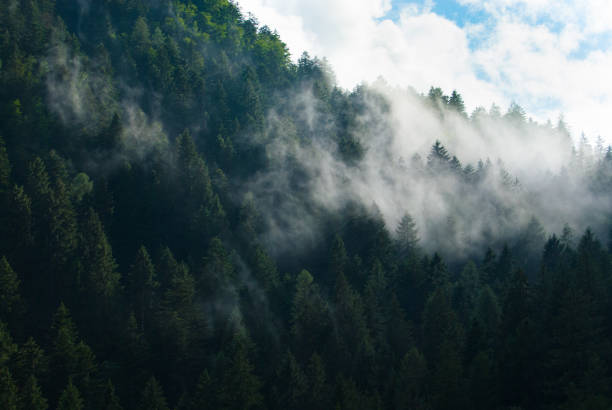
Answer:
[
  {"left": 237, "top": 0, "right": 612, "bottom": 144},
  {"left": 245, "top": 81, "right": 610, "bottom": 262}
]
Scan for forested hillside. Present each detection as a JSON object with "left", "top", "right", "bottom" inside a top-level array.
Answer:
[{"left": 1, "top": 1, "right": 612, "bottom": 409}]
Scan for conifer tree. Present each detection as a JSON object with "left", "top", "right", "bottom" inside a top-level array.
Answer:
[
  {"left": 422, "top": 287, "right": 463, "bottom": 366},
  {"left": 4, "top": 186, "right": 33, "bottom": 261},
  {"left": 101, "top": 380, "right": 123, "bottom": 410},
  {"left": 139, "top": 376, "right": 169, "bottom": 410},
  {"left": 251, "top": 245, "right": 279, "bottom": 292},
  {"left": 127, "top": 246, "right": 158, "bottom": 331},
  {"left": 0, "top": 368, "right": 18, "bottom": 410},
  {"left": 0, "top": 256, "right": 20, "bottom": 319},
  {"left": 0, "top": 136, "right": 11, "bottom": 192},
  {"left": 393, "top": 348, "right": 427, "bottom": 410},
  {"left": 329, "top": 235, "right": 348, "bottom": 280},
  {"left": 13, "top": 337, "right": 46, "bottom": 385},
  {"left": 428, "top": 141, "right": 451, "bottom": 169},
  {"left": 396, "top": 213, "right": 419, "bottom": 259},
  {"left": 100, "top": 113, "right": 123, "bottom": 151},
  {"left": 191, "top": 370, "right": 214, "bottom": 410},
  {"left": 56, "top": 380, "right": 83, "bottom": 410},
  {"left": 20, "top": 375, "right": 48, "bottom": 410},
  {"left": 155, "top": 246, "right": 179, "bottom": 290},
  {"left": 274, "top": 350, "right": 307, "bottom": 410},
  {"left": 333, "top": 270, "right": 372, "bottom": 373},
  {"left": 80, "top": 208, "right": 120, "bottom": 304},
  {"left": 49, "top": 304, "right": 96, "bottom": 400},
  {"left": 217, "top": 336, "right": 263, "bottom": 410},
  {"left": 0, "top": 322, "right": 16, "bottom": 367},
  {"left": 291, "top": 270, "right": 333, "bottom": 360},
  {"left": 448, "top": 90, "right": 466, "bottom": 116},
  {"left": 305, "top": 353, "right": 330, "bottom": 409}
]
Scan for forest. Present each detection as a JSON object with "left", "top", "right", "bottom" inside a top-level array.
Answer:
[{"left": 0, "top": 0, "right": 612, "bottom": 409}]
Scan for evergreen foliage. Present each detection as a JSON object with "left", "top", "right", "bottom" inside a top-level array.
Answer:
[{"left": 0, "top": 1, "right": 610, "bottom": 409}]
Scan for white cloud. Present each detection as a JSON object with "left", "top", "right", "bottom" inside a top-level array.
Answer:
[{"left": 237, "top": 0, "right": 612, "bottom": 144}]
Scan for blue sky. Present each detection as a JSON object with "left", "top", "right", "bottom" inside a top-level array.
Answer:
[{"left": 385, "top": 0, "right": 487, "bottom": 28}]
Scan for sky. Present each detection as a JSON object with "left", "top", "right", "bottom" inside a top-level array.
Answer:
[{"left": 236, "top": 0, "right": 612, "bottom": 145}]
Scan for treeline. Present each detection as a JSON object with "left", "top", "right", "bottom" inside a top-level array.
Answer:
[{"left": 0, "top": 0, "right": 612, "bottom": 410}]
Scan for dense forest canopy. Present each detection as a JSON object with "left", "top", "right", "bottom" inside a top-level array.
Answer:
[{"left": 0, "top": 0, "right": 611, "bottom": 409}]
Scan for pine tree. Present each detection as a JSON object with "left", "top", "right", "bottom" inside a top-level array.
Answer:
[
  {"left": 0, "top": 368, "right": 18, "bottom": 410},
  {"left": 468, "top": 351, "right": 497, "bottom": 410},
  {"left": 474, "top": 286, "right": 500, "bottom": 349},
  {"left": 20, "top": 375, "right": 48, "bottom": 410},
  {"left": 395, "top": 213, "right": 419, "bottom": 259},
  {"left": 329, "top": 234, "right": 348, "bottom": 282},
  {"left": 425, "top": 253, "right": 449, "bottom": 293},
  {"left": 101, "top": 380, "right": 122, "bottom": 410},
  {"left": 364, "top": 260, "right": 391, "bottom": 346},
  {"left": 56, "top": 380, "right": 83, "bottom": 410},
  {"left": 0, "top": 321, "right": 16, "bottom": 367},
  {"left": 13, "top": 337, "right": 46, "bottom": 385},
  {"left": 127, "top": 246, "right": 158, "bottom": 331},
  {"left": 158, "top": 261, "right": 199, "bottom": 364},
  {"left": 49, "top": 304, "right": 96, "bottom": 401},
  {"left": 100, "top": 113, "right": 123, "bottom": 151},
  {"left": 175, "top": 129, "right": 224, "bottom": 243},
  {"left": 393, "top": 348, "right": 427, "bottom": 410},
  {"left": 422, "top": 287, "right": 463, "bottom": 366},
  {"left": 4, "top": 186, "right": 34, "bottom": 262},
  {"left": 139, "top": 376, "right": 169, "bottom": 410},
  {"left": 80, "top": 208, "right": 120, "bottom": 303},
  {"left": 480, "top": 248, "right": 496, "bottom": 286},
  {"left": 217, "top": 336, "right": 263, "bottom": 410},
  {"left": 0, "top": 256, "right": 20, "bottom": 319},
  {"left": 46, "top": 151, "right": 69, "bottom": 188},
  {"left": 26, "top": 157, "right": 51, "bottom": 222},
  {"left": 0, "top": 136, "right": 11, "bottom": 192},
  {"left": 250, "top": 245, "right": 279, "bottom": 292},
  {"left": 427, "top": 140, "right": 451, "bottom": 172},
  {"left": 291, "top": 270, "right": 333, "bottom": 360},
  {"left": 191, "top": 370, "right": 214, "bottom": 410},
  {"left": 505, "top": 102, "right": 526, "bottom": 124},
  {"left": 305, "top": 353, "right": 330, "bottom": 409},
  {"left": 155, "top": 246, "right": 179, "bottom": 289},
  {"left": 453, "top": 260, "right": 480, "bottom": 322},
  {"left": 48, "top": 178, "right": 79, "bottom": 295},
  {"left": 428, "top": 87, "right": 448, "bottom": 107},
  {"left": 240, "top": 67, "right": 264, "bottom": 133},
  {"left": 200, "top": 237, "right": 235, "bottom": 295},
  {"left": 497, "top": 270, "right": 538, "bottom": 407},
  {"left": 448, "top": 90, "right": 466, "bottom": 116},
  {"left": 333, "top": 270, "right": 372, "bottom": 374},
  {"left": 274, "top": 351, "right": 307, "bottom": 410},
  {"left": 387, "top": 294, "right": 413, "bottom": 358}
]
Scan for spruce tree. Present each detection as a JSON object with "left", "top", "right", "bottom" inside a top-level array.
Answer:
[
  {"left": 0, "top": 256, "right": 20, "bottom": 319},
  {"left": 80, "top": 208, "right": 120, "bottom": 303},
  {"left": 139, "top": 376, "right": 169, "bottom": 410},
  {"left": 0, "top": 136, "right": 11, "bottom": 192},
  {"left": 0, "top": 321, "right": 16, "bottom": 367},
  {"left": 56, "top": 380, "right": 83, "bottom": 410},
  {"left": 191, "top": 370, "right": 214, "bottom": 410},
  {"left": 0, "top": 368, "right": 18, "bottom": 410},
  {"left": 448, "top": 90, "right": 466, "bottom": 116},
  {"left": 217, "top": 335, "right": 263, "bottom": 410},
  {"left": 127, "top": 246, "right": 158, "bottom": 331},
  {"left": 396, "top": 213, "right": 419, "bottom": 259},
  {"left": 20, "top": 375, "right": 48, "bottom": 410},
  {"left": 101, "top": 380, "right": 122, "bottom": 410}
]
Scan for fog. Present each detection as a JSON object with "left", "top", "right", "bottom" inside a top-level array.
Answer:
[
  {"left": 42, "top": 5, "right": 611, "bottom": 264},
  {"left": 245, "top": 76, "right": 611, "bottom": 261}
]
